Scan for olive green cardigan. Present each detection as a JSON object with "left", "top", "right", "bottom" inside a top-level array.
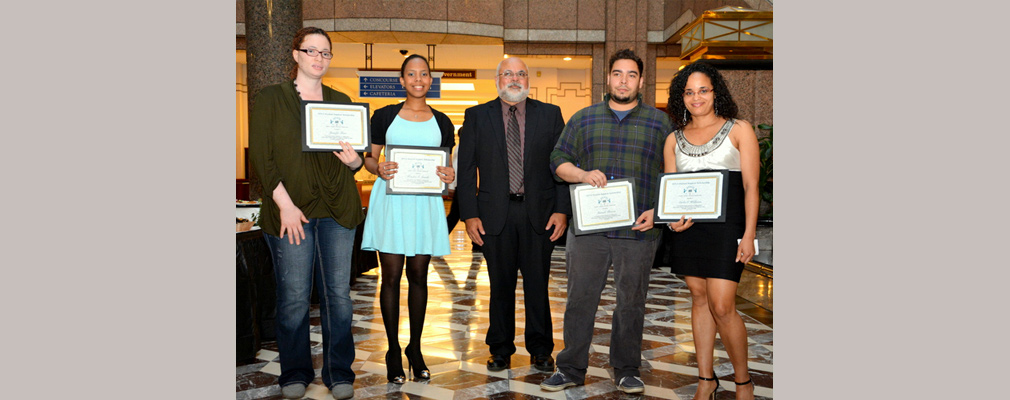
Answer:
[{"left": 249, "top": 81, "right": 364, "bottom": 236}]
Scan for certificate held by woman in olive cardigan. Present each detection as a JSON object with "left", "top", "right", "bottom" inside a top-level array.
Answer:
[{"left": 301, "top": 100, "right": 371, "bottom": 152}]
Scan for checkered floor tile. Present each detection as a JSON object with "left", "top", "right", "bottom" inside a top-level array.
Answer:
[{"left": 237, "top": 227, "right": 773, "bottom": 399}]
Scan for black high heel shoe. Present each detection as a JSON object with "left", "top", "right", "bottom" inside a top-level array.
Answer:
[
  {"left": 404, "top": 343, "right": 430, "bottom": 380},
  {"left": 697, "top": 371, "right": 721, "bottom": 400},
  {"left": 385, "top": 348, "right": 406, "bottom": 384},
  {"left": 734, "top": 378, "right": 754, "bottom": 399}
]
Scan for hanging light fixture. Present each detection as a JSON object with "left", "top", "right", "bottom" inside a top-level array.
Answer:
[{"left": 674, "top": 6, "right": 772, "bottom": 61}]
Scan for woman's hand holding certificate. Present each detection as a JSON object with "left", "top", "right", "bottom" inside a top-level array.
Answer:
[
  {"left": 654, "top": 170, "right": 730, "bottom": 223},
  {"left": 384, "top": 145, "right": 451, "bottom": 196}
]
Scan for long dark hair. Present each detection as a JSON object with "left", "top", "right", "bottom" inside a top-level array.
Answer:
[
  {"left": 666, "top": 61, "right": 738, "bottom": 130},
  {"left": 288, "top": 27, "right": 331, "bottom": 80}
]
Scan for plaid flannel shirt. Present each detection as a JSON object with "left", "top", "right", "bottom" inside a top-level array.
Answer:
[{"left": 550, "top": 94, "right": 673, "bottom": 240}]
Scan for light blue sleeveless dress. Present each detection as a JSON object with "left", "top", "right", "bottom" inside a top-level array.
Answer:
[{"left": 361, "top": 116, "right": 451, "bottom": 256}]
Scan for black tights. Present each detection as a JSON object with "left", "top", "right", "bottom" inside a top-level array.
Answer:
[{"left": 378, "top": 252, "right": 430, "bottom": 350}]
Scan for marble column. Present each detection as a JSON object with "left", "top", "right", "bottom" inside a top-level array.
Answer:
[
  {"left": 597, "top": 0, "right": 654, "bottom": 105},
  {"left": 244, "top": 0, "right": 302, "bottom": 200}
]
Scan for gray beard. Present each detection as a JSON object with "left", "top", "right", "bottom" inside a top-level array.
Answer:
[{"left": 499, "top": 86, "right": 529, "bottom": 103}]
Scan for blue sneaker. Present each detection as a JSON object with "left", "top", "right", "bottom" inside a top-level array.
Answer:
[
  {"left": 540, "top": 370, "right": 579, "bottom": 391},
  {"left": 617, "top": 376, "right": 645, "bottom": 394}
]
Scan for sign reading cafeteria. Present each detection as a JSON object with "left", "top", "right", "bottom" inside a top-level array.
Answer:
[{"left": 357, "top": 70, "right": 442, "bottom": 98}]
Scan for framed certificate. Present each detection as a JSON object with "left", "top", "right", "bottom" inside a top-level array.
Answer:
[
  {"left": 301, "top": 100, "right": 370, "bottom": 152},
  {"left": 384, "top": 145, "right": 450, "bottom": 196},
  {"left": 569, "top": 178, "right": 637, "bottom": 235},
  {"left": 655, "top": 170, "right": 729, "bottom": 223}
]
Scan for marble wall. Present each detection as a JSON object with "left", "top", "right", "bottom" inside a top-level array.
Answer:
[{"left": 722, "top": 69, "right": 773, "bottom": 129}]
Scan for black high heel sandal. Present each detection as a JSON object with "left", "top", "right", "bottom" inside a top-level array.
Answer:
[
  {"left": 404, "top": 343, "right": 430, "bottom": 380},
  {"left": 734, "top": 378, "right": 754, "bottom": 399},
  {"left": 698, "top": 372, "right": 721, "bottom": 400},
  {"left": 385, "top": 348, "right": 406, "bottom": 384}
]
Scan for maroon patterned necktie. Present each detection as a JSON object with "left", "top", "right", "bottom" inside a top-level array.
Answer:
[{"left": 506, "top": 106, "right": 523, "bottom": 193}]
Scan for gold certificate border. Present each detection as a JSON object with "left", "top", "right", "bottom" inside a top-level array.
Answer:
[
  {"left": 307, "top": 106, "right": 366, "bottom": 147},
  {"left": 659, "top": 175, "right": 721, "bottom": 216},
  {"left": 577, "top": 183, "right": 634, "bottom": 227},
  {"left": 570, "top": 179, "right": 637, "bottom": 235},
  {"left": 388, "top": 150, "right": 445, "bottom": 191}
]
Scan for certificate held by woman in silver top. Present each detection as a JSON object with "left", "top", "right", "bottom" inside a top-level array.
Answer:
[{"left": 654, "top": 170, "right": 729, "bottom": 223}]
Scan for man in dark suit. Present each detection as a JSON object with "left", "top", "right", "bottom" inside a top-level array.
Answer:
[{"left": 457, "top": 56, "right": 570, "bottom": 373}]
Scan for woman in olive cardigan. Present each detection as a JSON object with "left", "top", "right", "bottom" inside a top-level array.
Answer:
[{"left": 248, "top": 27, "right": 361, "bottom": 400}]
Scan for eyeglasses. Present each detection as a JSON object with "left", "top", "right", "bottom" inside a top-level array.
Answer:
[
  {"left": 297, "top": 48, "right": 333, "bottom": 59},
  {"left": 683, "top": 88, "right": 713, "bottom": 97},
  {"left": 498, "top": 71, "right": 528, "bottom": 80}
]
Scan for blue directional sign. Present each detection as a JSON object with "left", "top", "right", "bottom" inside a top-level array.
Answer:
[{"left": 358, "top": 72, "right": 441, "bottom": 99}]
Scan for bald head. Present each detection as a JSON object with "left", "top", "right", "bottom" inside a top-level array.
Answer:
[{"left": 496, "top": 57, "right": 530, "bottom": 104}]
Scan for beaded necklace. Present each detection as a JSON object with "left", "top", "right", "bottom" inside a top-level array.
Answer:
[{"left": 675, "top": 118, "right": 735, "bottom": 157}]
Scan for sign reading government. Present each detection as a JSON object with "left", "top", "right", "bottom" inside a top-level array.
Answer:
[
  {"left": 357, "top": 70, "right": 442, "bottom": 99},
  {"left": 438, "top": 70, "right": 476, "bottom": 79}
]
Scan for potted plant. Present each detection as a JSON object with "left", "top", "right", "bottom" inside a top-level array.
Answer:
[{"left": 756, "top": 124, "right": 772, "bottom": 220}]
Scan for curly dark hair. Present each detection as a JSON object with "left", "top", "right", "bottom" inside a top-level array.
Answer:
[
  {"left": 288, "top": 27, "right": 332, "bottom": 80},
  {"left": 399, "top": 54, "right": 430, "bottom": 77},
  {"left": 608, "top": 48, "right": 644, "bottom": 75},
  {"left": 666, "top": 61, "right": 738, "bottom": 130}
]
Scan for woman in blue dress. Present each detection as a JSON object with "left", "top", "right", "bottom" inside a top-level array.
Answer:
[{"left": 361, "top": 54, "right": 456, "bottom": 384}]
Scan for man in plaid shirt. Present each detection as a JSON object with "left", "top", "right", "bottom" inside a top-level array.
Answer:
[{"left": 540, "top": 49, "right": 672, "bottom": 395}]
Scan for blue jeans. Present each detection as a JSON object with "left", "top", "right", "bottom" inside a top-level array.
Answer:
[{"left": 264, "top": 217, "right": 356, "bottom": 388}]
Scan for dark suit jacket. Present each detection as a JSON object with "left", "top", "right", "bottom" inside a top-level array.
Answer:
[{"left": 457, "top": 97, "right": 571, "bottom": 235}]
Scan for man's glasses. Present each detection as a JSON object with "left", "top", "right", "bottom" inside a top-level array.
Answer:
[
  {"left": 498, "top": 71, "right": 528, "bottom": 80},
  {"left": 297, "top": 48, "right": 333, "bottom": 59}
]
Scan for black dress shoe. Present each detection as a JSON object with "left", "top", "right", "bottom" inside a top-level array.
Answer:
[
  {"left": 531, "top": 354, "right": 555, "bottom": 372},
  {"left": 486, "top": 354, "right": 510, "bottom": 371}
]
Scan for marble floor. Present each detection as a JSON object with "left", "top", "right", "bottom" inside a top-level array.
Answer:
[{"left": 237, "top": 224, "right": 773, "bottom": 400}]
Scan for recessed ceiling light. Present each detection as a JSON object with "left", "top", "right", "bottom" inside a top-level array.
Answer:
[
  {"left": 503, "top": 54, "right": 509, "bottom": 59},
  {"left": 563, "top": 57, "right": 572, "bottom": 61}
]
